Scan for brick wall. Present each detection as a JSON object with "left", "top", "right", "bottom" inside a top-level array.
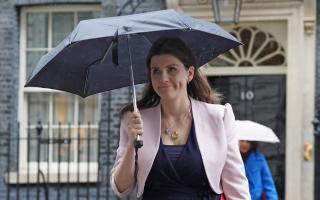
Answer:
[{"left": 0, "top": 0, "right": 19, "bottom": 199}]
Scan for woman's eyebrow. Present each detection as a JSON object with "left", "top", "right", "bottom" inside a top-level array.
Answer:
[
  {"left": 151, "top": 63, "right": 177, "bottom": 69},
  {"left": 166, "top": 63, "right": 178, "bottom": 67}
]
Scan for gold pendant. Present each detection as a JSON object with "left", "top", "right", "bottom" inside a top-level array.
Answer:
[{"left": 171, "top": 131, "right": 179, "bottom": 140}]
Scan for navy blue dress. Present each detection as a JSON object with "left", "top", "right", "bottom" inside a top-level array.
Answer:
[{"left": 143, "top": 120, "right": 221, "bottom": 200}]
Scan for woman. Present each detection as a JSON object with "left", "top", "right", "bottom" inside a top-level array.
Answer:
[
  {"left": 110, "top": 37, "right": 250, "bottom": 199},
  {"left": 239, "top": 140, "right": 278, "bottom": 200}
]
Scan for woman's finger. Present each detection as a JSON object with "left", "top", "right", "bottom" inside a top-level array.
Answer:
[
  {"left": 127, "top": 111, "right": 144, "bottom": 140},
  {"left": 132, "top": 117, "right": 140, "bottom": 124},
  {"left": 132, "top": 123, "right": 143, "bottom": 130},
  {"left": 132, "top": 111, "right": 140, "bottom": 118}
]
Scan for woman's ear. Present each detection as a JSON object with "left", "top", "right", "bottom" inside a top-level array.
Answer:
[{"left": 187, "top": 66, "right": 195, "bottom": 82}]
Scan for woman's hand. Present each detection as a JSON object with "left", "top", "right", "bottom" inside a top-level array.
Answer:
[
  {"left": 111, "top": 111, "right": 144, "bottom": 193},
  {"left": 127, "top": 111, "right": 143, "bottom": 145}
]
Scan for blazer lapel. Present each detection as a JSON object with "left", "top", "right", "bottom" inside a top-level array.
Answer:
[
  {"left": 191, "top": 98, "right": 227, "bottom": 187},
  {"left": 137, "top": 104, "right": 161, "bottom": 197}
]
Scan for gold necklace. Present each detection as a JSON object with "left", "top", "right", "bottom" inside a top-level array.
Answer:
[
  {"left": 163, "top": 105, "right": 192, "bottom": 140},
  {"left": 164, "top": 127, "right": 179, "bottom": 140}
]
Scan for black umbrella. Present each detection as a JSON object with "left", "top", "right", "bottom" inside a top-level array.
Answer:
[
  {"left": 25, "top": 9, "right": 241, "bottom": 148},
  {"left": 25, "top": 9, "right": 240, "bottom": 96}
]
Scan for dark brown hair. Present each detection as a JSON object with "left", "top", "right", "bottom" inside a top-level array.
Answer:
[{"left": 120, "top": 37, "right": 220, "bottom": 116}]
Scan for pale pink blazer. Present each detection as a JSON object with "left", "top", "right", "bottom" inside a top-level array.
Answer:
[{"left": 110, "top": 98, "right": 250, "bottom": 200}]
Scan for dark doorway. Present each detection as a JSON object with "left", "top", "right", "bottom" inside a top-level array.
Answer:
[{"left": 208, "top": 75, "right": 286, "bottom": 200}]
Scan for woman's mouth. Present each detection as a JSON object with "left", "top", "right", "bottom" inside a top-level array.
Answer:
[{"left": 158, "top": 85, "right": 171, "bottom": 89}]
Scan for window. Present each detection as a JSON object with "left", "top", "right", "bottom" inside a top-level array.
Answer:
[
  {"left": 209, "top": 25, "right": 286, "bottom": 67},
  {"left": 19, "top": 5, "right": 101, "bottom": 180},
  {"left": 202, "top": 21, "right": 287, "bottom": 76}
]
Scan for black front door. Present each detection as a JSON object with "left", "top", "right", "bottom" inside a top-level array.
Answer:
[{"left": 208, "top": 75, "right": 286, "bottom": 200}]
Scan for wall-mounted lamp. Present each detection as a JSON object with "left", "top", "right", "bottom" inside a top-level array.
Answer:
[{"left": 211, "top": 0, "right": 242, "bottom": 24}]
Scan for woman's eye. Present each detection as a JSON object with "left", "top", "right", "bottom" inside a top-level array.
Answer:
[
  {"left": 152, "top": 69, "right": 160, "bottom": 74},
  {"left": 169, "top": 67, "right": 177, "bottom": 73}
]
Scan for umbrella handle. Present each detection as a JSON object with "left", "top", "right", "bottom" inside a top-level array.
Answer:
[
  {"left": 133, "top": 103, "right": 143, "bottom": 149},
  {"left": 134, "top": 135, "right": 143, "bottom": 148}
]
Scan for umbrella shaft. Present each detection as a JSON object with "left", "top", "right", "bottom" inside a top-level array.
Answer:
[{"left": 126, "top": 35, "right": 138, "bottom": 112}]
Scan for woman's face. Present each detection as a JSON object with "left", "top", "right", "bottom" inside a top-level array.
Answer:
[
  {"left": 150, "top": 54, "right": 194, "bottom": 101},
  {"left": 239, "top": 140, "right": 251, "bottom": 154}
]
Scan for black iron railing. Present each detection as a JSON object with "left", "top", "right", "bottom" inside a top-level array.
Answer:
[{"left": 0, "top": 121, "right": 115, "bottom": 200}]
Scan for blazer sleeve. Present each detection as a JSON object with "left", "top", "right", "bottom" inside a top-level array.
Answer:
[
  {"left": 221, "top": 103, "right": 251, "bottom": 200},
  {"left": 260, "top": 154, "right": 278, "bottom": 200},
  {"left": 110, "top": 112, "right": 135, "bottom": 198}
]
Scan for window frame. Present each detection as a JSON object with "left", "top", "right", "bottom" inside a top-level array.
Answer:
[
  {"left": 18, "top": 5, "right": 102, "bottom": 179},
  {"left": 202, "top": 21, "right": 288, "bottom": 76}
]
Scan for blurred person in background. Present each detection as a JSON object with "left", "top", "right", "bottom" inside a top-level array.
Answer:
[{"left": 239, "top": 140, "right": 278, "bottom": 200}]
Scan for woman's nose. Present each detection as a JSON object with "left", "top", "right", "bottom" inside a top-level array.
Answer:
[{"left": 159, "top": 72, "right": 169, "bottom": 83}]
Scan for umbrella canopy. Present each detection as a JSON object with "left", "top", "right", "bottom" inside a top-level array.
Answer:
[
  {"left": 235, "top": 120, "right": 280, "bottom": 143},
  {"left": 25, "top": 9, "right": 241, "bottom": 98}
]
